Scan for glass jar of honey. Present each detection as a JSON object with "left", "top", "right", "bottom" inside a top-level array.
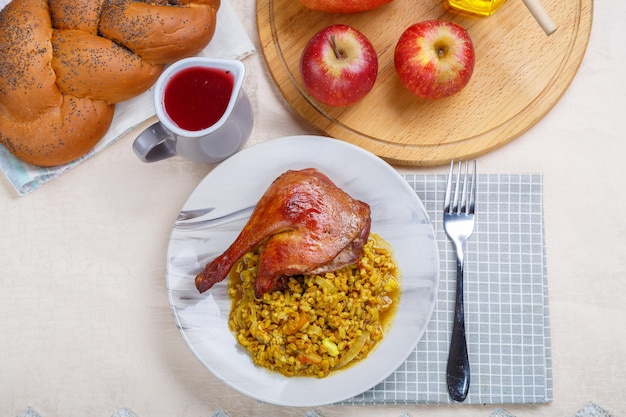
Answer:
[{"left": 445, "top": 0, "right": 508, "bottom": 16}]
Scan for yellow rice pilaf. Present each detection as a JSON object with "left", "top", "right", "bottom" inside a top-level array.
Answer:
[{"left": 227, "top": 233, "right": 400, "bottom": 378}]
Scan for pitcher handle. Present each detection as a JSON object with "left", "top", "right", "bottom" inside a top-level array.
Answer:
[{"left": 133, "top": 122, "right": 177, "bottom": 163}]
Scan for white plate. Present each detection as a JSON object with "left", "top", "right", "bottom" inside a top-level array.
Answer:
[{"left": 165, "top": 135, "right": 439, "bottom": 406}]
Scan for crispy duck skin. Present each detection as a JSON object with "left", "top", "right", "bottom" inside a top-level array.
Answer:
[{"left": 194, "top": 168, "right": 371, "bottom": 297}]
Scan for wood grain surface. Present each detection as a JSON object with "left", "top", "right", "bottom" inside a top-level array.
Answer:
[{"left": 257, "top": 0, "right": 593, "bottom": 166}]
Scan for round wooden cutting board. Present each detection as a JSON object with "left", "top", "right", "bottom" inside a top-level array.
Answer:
[{"left": 257, "top": 0, "right": 593, "bottom": 166}]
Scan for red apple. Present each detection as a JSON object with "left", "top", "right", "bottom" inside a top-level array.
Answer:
[
  {"left": 300, "top": 0, "right": 393, "bottom": 13},
  {"left": 394, "top": 20, "right": 475, "bottom": 100},
  {"left": 300, "top": 24, "right": 378, "bottom": 107}
]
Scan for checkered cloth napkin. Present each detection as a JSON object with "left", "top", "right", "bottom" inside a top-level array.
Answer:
[
  {"left": 339, "top": 173, "right": 551, "bottom": 405},
  {"left": 161, "top": 173, "right": 551, "bottom": 405},
  {"left": 0, "top": 0, "right": 255, "bottom": 195}
]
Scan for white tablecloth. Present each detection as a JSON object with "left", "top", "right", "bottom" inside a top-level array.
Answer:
[{"left": 1, "top": 0, "right": 625, "bottom": 416}]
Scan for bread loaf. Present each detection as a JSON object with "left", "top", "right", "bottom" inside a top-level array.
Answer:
[{"left": 0, "top": 0, "right": 220, "bottom": 167}]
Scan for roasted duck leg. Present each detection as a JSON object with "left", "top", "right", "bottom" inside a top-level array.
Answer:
[{"left": 195, "top": 168, "right": 371, "bottom": 297}]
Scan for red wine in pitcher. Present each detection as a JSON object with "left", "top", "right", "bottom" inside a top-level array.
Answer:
[{"left": 164, "top": 66, "right": 235, "bottom": 131}]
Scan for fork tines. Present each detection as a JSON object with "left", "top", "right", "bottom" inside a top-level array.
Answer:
[{"left": 444, "top": 160, "right": 476, "bottom": 215}]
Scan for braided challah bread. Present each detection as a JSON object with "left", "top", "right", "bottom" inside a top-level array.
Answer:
[{"left": 0, "top": 0, "right": 220, "bottom": 167}]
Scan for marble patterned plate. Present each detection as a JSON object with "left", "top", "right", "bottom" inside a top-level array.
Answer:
[{"left": 165, "top": 135, "right": 439, "bottom": 406}]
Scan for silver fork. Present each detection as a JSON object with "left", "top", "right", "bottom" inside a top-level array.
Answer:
[{"left": 443, "top": 159, "right": 476, "bottom": 403}]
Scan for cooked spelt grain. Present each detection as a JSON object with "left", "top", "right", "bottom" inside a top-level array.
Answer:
[{"left": 228, "top": 233, "right": 400, "bottom": 378}]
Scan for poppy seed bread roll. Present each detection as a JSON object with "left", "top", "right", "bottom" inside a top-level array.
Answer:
[
  {"left": 51, "top": 29, "right": 164, "bottom": 103},
  {"left": 0, "top": 0, "right": 220, "bottom": 167},
  {"left": 99, "top": 0, "right": 220, "bottom": 64}
]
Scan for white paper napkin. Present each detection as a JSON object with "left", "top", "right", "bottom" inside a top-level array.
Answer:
[{"left": 0, "top": 0, "right": 256, "bottom": 196}]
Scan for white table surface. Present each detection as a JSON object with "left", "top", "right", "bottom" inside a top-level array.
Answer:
[{"left": 1, "top": 0, "right": 625, "bottom": 416}]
